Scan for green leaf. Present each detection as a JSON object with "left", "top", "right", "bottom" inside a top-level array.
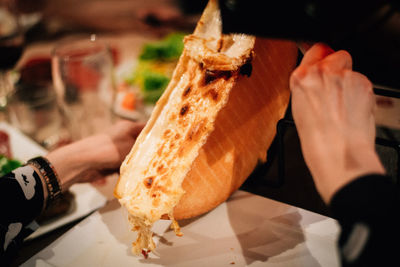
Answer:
[
  {"left": 143, "top": 88, "right": 165, "bottom": 104},
  {"left": 139, "top": 33, "right": 185, "bottom": 61},
  {"left": 0, "top": 155, "right": 22, "bottom": 177},
  {"left": 143, "top": 71, "right": 170, "bottom": 92}
]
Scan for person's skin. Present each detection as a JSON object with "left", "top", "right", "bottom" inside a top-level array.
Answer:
[
  {"left": 43, "top": 120, "right": 144, "bottom": 200},
  {"left": 290, "top": 43, "right": 386, "bottom": 204}
]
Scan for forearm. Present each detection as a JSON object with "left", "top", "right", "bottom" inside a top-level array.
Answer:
[
  {"left": 46, "top": 133, "right": 119, "bottom": 191},
  {"left": 303, "top": 138, "right": 386, "bottom": 203}
]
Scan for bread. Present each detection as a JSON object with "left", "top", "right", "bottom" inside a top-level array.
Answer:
[
  {"left": 114, "top": 0, "right": 298, "bottom": 256},
  {"left": 174, "top": 37, "right": 298, "bottom": 219}
]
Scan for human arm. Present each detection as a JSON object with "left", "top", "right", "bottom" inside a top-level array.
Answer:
[
  {"left": 0, "top": 120, "right": 144, "bottom": 262},
  {"left": 290, "top": 43, "right": 385, "bottom": 203},
  {"left": 46, "top": 120, "right": 144, "bottom": 192},
  {"left": 290, "top": 43, "right": 399, "bottom": 266}
]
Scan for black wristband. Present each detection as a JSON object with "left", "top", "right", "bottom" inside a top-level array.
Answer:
[{"left": 27, "top": 156, "right": 62, "bottom": 208}]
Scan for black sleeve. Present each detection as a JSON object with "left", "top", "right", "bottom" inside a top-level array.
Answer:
[
  {"left": 0, "top": 165, "right": 45, "bottom": 263},
  {"left": 330, "top": 174, "right": 399, "bottom": 267}
]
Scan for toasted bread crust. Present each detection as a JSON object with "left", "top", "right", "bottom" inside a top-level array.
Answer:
[
  {"left": 174, "top": 38, "right": 298, "bottom": 219},
  {"left": 114, "top": 0, "right": 298, "bottom": 255},
  {"left": 115, "top": 0, "right": 257, "bottom": 255}
]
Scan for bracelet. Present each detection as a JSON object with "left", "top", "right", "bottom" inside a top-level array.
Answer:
[{"left": 28, "top": 156, "right": 62, "bottom": 208}]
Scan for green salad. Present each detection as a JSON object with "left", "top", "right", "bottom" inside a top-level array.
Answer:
[
  {"left": 0, "top": 154, "right": 22, "bottom": 177},
  {"left": 126, "top": 33, "right": 186, "bottom": 104}
]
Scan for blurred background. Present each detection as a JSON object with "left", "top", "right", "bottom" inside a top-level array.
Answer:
[{"left": 22, "top": 0, "right": 203, "bottom": 38}]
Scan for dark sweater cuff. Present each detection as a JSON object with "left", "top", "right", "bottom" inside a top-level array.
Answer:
[{"left": 330, "top": 174, "right": 397, "bottom": 223}]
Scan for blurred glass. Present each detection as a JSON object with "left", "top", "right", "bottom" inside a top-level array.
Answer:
[
  {"left": 7, "top": 56, "right": 71, "bottom": 149},
  {"left": 0, "top": 0, "right": 24, "bottom": 112},
  {"left": 51, "top": 35, "right": 116, "bottom": 139},
  {"left": 7, "top": 82, "right": 70, "bottom": 149}
]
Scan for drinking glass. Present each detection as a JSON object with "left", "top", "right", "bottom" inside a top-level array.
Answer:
[
  {"left": 52, "top": 35, "right": 116, "bottom": 139},
  {"left": 0, "top": 0, "right": 24, "bottom": 112},
  {"left": 7, "top": 82, "right": 70, "bottom": 149}
]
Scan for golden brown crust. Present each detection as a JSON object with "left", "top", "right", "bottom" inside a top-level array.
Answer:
[
  {"left": 114, "top": 0, "right": 258, "bottom": 255},
  {"left": 114, "top": 0, "right": 298, "bottom": 255},
  {"left": 173, "top": 38, "right": 298, "bottom": 219}
]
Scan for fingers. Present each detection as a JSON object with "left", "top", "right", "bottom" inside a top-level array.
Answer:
[
  {"left": 300, "top": 43, "right": 352, "bottom": 70},
  {"left": 297, "top": 41, "right": 314, "bottom": 54},
  {"left": 291, "top": 45, "right": 353, "bottom": 91},
  {"left": 300, "top": 43, "right": 335, "bottom": 67},
  {"left": 119, "top": 120, "right": 146, "bottom": 136},
  {"left": 109, "top": 119, "right": 146, "bottom": 137},
  {"left": 126, "top": 120, "right": 146, "bottom": 137},
  {"left": 321, "top": 50, "right": 353, "bottom": 71}
]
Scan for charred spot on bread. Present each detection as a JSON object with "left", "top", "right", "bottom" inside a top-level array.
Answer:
[
  {"left": 157, "top": 164, "right": 165, "bottom": 174},
  {"left": 204, "top": 88, "right": 219, "bottom": 101},
  {"left": 163, "top": 129, "right": 172, "bottom": 138},
  {"left": 240, "top": 62, "right": 252, "bottom": 77},
  {"left": 161, "top": 214, "right": 170, "bottom": 220},
  {"left": 204, "top": 70, "right": 217, "bottom": 84},
  {"left": 157, "top": 144, "right": 164, "bottom": 157},
  {"left": 152, "top": 184, "right": 168, "bottom": 194},
  {"left": 169, "top": 113, "right": 177, "bottom": 121},
  {"left": 217, "top": 38, "right": 223, "bottom": 52},
  {"left": 180, "top": 104, "right": 189, "bottom": 116},
  {"left": 144, "top": 177, "right": 154, "bottom": 189},
  {"left": 204, "top": 69, "right": 232, "bottom": 85},
  {"left": 182, "top": 86, "right": 191, "bottom": 97}
]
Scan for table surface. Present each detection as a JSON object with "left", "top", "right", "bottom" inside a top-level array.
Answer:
[{"left": 22, "top": 190, "right": 341, "bottom": 267}]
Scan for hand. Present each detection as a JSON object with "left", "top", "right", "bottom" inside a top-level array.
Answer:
[
  {"left": 290, "top": 43, "right": 385, "bottom": 203},
  {"left": 46, "top": 120, "right": 145, "bottom": 191}
]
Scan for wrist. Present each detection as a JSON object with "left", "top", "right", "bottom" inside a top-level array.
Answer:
[
  {"left": 46, "top": 142, "right": 93, "bottom": 191},
  {"left": 27, "top": 156, "right": 62, "bottom": 209},
  {"left": 46, "top": 134, "right": 115, "bottom": 190},
  {"left": 316, "top": 146, "right": 385, "bottom": 204}
]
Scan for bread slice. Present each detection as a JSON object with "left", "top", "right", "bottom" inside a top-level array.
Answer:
[
  {"left": 114, "top": 0, "right": 298, "bottom": 256},
  {"left": 173, "top": 37, "right": 298, "bottom": 219}
]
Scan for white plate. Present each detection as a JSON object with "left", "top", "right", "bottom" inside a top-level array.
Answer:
[
  {"left": 0, "top": 122, "right": 107, "bottom": 240},
  {"left": 24, "top": 190, "right": 341, "bottom": 267}
]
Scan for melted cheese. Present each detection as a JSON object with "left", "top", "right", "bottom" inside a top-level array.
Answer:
[{"left": 115, "top": 0, "right": 255, "bottom": 255}]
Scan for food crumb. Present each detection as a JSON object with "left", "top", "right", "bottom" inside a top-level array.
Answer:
[
  {"left": 141, "top": 249, "right": 149, "bottom": 259},
  {"left": 230, "top": 262, "right": 235, "bottom": 265}
]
